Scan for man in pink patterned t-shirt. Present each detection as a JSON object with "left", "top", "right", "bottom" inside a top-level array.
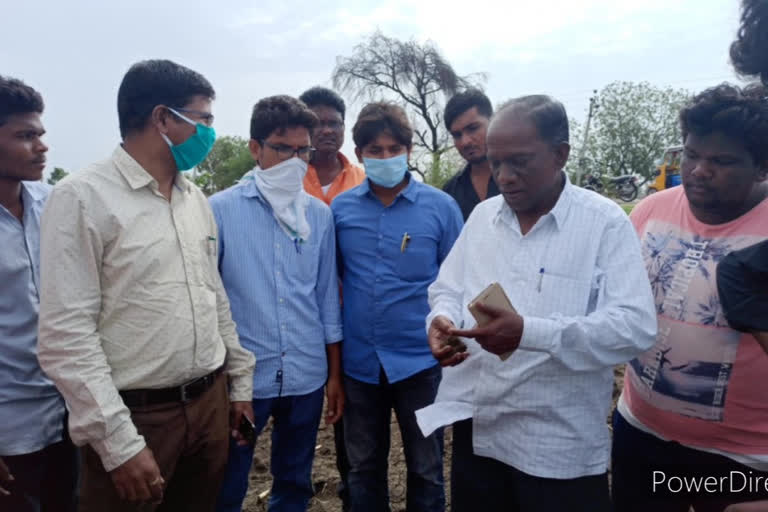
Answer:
[{"left": 612, "top": 83, "right": 768, "bottom": 512}]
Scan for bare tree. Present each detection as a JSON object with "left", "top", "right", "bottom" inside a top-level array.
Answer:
[{"left": 333, "top": 31, "right": 485, "bottom": 180}]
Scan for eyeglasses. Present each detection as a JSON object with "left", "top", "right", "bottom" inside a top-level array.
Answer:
[
  {"left": 260, "top": 140, "right": 315, "bottom": 162},
  {"left": 172, "top": 107, "right": 215, "bottom": 126}
]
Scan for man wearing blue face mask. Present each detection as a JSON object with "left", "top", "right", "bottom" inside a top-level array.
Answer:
[
  {"left": 331, "top": 102, "right": 463, "bottom": 512},
  {"left": 37, "top": 59, "right": 255, "bottom": 511},
  {"left": 211, "top": 95, "right": 343, "bottom": 512}
]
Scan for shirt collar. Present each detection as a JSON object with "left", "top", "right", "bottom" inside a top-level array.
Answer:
[
  {"left": 495, "top": 172, "right": 573, "bottom": 231},
  {"left": 112, "top": 145, "right": 191, "bottom": 194},
  {"left": 307, "top": 152, "right": 355, "bottom": 185},
  {"left": 457, "top": 163, "right": 472, "bottom": 182},
  {"left": 241, "top": 171, "right": 263, "bottom": 199},
  {"left": 337, "top": 152, "right": 355, "bottom": 173},
  {"left": 353, "top": 174, "right": 418, "bottom": 203},
  {"left": 20, "top": 181, "right": 49, "bottom": 202}
]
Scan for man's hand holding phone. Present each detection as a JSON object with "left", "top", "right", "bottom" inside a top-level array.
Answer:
[
  {"left": 452, "top": 282, "right": 522, "bottom": 360},
  {"left": 231, "top": 401, "right": 255, "bottom": 447},
  {"left": 452, "top": 302, "right": 523, "bottom": 359}
]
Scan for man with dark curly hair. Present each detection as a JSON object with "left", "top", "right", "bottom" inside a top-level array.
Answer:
[
  {"left": 212, "top": 95, "right": 343, "bottom": 512},
  {"left": 612, "top": 82, "right": 768, "bottom": 512},
  {"left": 730, "top": 0, "right": 768, "bottom": 85},
  {"left": 0, "top": 75, "right": 78, "bottom": 512}
]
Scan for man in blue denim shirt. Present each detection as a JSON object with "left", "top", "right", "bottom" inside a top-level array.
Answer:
[
  {"left": 332, "top": 102, "right": 463, "bottom": 512},
  {"left": 212, "top": 95, "right": 343, "bottom": 512},
  {"left": 0, "top": 75, "right": 77, "bottom": 511}
]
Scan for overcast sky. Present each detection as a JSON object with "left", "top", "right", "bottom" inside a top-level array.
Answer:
[{"left": 1, "top": 0, "right": 745, "bottom": 176}]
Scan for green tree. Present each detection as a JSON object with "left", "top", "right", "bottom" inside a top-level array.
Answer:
[
  {"left": 332, "top": 31, "right": 484, "bottom": 183},
  {"left": 47, "top": 167, "right": 69, "bottom": 185},
  {"left": 424, "top": 147, "right": 464, "bottom": 189},
  {"left": 571, "top": 81, "right": 689, "bottom": 183},
  {"left": 194, "top": 136, "right": 254, "bottom": 195}
]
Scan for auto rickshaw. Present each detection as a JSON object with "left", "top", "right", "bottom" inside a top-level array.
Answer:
[{"left": 648, "top": 146, "right": 683, "bottom": 195}]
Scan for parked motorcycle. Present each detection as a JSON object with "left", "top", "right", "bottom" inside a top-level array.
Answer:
[{"left": 582, "top": 173, "right": 639, "bottom": 202}]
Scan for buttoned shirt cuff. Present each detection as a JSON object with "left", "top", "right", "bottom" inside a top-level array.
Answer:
[
  {"left": 519, "top": 316, "right": 557, "bottom": 354},
  {"left": 324, "top": 324, "right": 343, "bottom": 345},
  {"left": 228, "top": 374, "right": 254, "bottom": 402},
  {"left": 90, "top": 420, "right": 146, "bottom": 472}
]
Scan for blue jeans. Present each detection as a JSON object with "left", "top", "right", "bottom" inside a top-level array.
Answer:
[
  {"left": 216, "top": 386, "right": 324, "bottom": 512},
  {"left": 343, "top": 364, "right": 444, "bottom": 512}
]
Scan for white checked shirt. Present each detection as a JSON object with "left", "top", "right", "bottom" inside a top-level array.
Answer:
[{"left": 421, "top": 176, "right": 657, "bottom": 479}]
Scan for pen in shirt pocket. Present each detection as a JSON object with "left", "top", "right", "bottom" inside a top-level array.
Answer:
[
  {"left": 400, "top": 232, "right": 411, "bottom": 253},
  {"left": 206, "top": 235, "right": 216, "bottom": 256}
]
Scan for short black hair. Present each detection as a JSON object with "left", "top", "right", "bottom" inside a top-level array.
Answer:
[
  {"left": 730, "top": 0, "right": 768, "bottom": 85},
  {"left": 117, "top": 59, "right": 215, "bottom": 138},
  {"left": 299, "top": 86, "right": 346, "bottom": 120},
  {"left": 680, "top": 83, "right": 768, "bottom": 165},
  {"left": 250, "top": 95, "right": 318, "bottom": 141},
  {"left": 497, "top": 95, "right": 569, "bottom": 146},
  {"left": 444, "top": 88, "right": 493, "bottom": 130},
  {"left": 352, "top": 102, "right": 413, "bottom": 149},
  {"left": 0, "top": 75, "right": 44, "bottom": 126}
]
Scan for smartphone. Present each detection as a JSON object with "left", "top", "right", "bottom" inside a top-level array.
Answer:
[
  {"left": 467, "top": 282, "right": 517, "bottom": 361},
  {"left": 239, "top": 415, "right": 256, "bottom": 445},
  {"left": 468, "top": 282, "right": 516, "bottom": 326}
]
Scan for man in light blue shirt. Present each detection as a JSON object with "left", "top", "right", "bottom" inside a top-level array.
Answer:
[
  {"left": 332, "top": 102, "right": 463, "bottom": 512},
  {"left": 212, "top": 95, "right": 343, "bottom": 512},
  {"left": 0, "top": 75, "right": 77, "bottom": 511}
]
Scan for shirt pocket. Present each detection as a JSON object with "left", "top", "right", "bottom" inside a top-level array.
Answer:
[
  {"left": 395, "top": 234, "right": 437, "bottom": 282},
  {"left": 538, "top": 273, "right": 593, "bottom": 317},
  {"left": 199, "top": 236, "right": 220, "bottom": 290},
  {"left": 293, "top": 238, "right": 321, "bottom": 284}
]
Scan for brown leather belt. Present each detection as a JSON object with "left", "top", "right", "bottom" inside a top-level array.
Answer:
[{"left": 119, "top": 367, "right": 224, "bottom": 407}]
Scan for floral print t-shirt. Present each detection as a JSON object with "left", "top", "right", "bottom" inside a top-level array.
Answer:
[{"left": 620, "top": 186, "right": 768, "bottom": 456}]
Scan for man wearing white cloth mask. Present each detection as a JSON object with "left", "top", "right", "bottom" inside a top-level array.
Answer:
[{"left": 211, "top": 95, "right": 343, "bottom": 512}]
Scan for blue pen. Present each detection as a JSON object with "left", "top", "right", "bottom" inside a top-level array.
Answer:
[
  {"left": 294, "top": 238, "right": 302, "bottom": 254},
  {"left": 537, "top": 268, "right": 545, "bottom": 292}
]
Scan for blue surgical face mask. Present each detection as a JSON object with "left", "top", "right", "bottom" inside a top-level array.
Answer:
[
  {"left": 161, "top": 107, "right": 216, "bottom": 171},
  {"left": 363, "top": 153, "right": 408, "bottom": 188}
]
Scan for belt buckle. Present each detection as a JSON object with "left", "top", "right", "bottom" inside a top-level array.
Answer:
[{"left": 179, "top": 382, "right": 191, "bottom": 403}]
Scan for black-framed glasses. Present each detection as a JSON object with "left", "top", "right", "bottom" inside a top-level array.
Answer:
[{"left": 260, "top": 140, "right": 315, "bottom": 161}]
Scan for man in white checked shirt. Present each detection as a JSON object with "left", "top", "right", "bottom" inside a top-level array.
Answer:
[{"left": 418, "top": 95, "right": 657, "bottom": 512}]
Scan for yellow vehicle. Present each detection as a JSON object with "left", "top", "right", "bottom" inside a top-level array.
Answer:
[{"left": 648, "top": 146, "right": 683, "bottom": 195}]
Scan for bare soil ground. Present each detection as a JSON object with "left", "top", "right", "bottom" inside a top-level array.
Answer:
[{"left": 243, "top": 367, "right": 626, "bottom": 512}]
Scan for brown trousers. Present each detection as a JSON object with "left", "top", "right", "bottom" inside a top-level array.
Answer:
[{"left": 79, "top": 373, "right": 230, "bottom": 512}]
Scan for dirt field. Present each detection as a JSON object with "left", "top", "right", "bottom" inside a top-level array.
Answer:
[{"left": 243, "top": 367, "right": 625, "bottom": 512}]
